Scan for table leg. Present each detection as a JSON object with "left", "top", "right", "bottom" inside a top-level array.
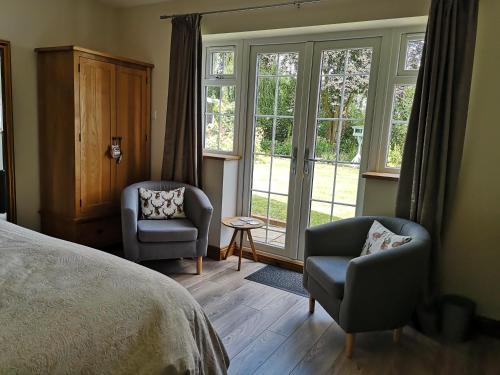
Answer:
[
  {"left": 237, "top": 229, "right": 244, "bottom": 271},
  {"left": 224, "top": 229, "right": 238, "bottom": 260},
  {"left": 246, "top": 229, "right": 259, "bottom": 262}
]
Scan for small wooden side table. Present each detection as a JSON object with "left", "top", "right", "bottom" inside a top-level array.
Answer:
[{"left": 221, "top": 216, "right": 264, "bottom": 271}]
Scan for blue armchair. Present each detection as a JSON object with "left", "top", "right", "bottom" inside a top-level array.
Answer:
[
  {"left": 303, "top": 216, "right": 431, "bottom": 358},
  {"left": 121, "top": 181, "right": 213, "bottom": 274}
]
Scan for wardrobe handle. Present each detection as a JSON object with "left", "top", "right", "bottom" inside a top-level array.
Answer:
[{"left": 110, "top": 136, "right": 123, "bottom": 164}]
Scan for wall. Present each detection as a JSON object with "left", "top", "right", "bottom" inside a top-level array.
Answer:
[{"left": 0, "top": 0, "right": 119, "bottom": 229}]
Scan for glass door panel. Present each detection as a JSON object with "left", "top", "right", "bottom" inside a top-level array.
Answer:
[
  {"left": 298, "top": 38, "right": 381, "bottom": 260},
  {"left": 245, "top": 44, "right": 307, "bottom": 258}
]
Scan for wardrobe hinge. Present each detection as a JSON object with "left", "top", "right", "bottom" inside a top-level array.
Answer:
[
  {"left": 78, "top": 133, "right": 81, "bottom": 142},
  {"left": 79, "top": 199, "right": 82, "bottom": 207},
  {"left": 78, "top": 63, "right": 80, "bottom": 73}
]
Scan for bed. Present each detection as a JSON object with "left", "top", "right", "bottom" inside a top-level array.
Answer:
[{"left": 0, "top": 220, "right": 229, "bottom": 374}]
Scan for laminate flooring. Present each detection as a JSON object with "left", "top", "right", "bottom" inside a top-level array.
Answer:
[{"left": 144, "top": 256, "right": 500, "bottom": 375}]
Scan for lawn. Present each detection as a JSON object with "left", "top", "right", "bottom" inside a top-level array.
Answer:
[{"left": 251, "top": 157, "right": 360, "bottom": 226}]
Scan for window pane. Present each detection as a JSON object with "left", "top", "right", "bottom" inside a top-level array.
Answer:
[
  {"left": 275, "top": 118, "right": 293, "bottom": 156},
  {"left": 332, "top": 204, "right": 355, "bottom": 221},
  {"left": 405, "top": 39, "right": 424, "bottom": 70},
  {"left": 251, "top": 191, "right": 268, "bottom": 218},
  {"left": 204, "top": 114, "right": 219, "bottom": 150},
  {"left": 277, "top": 77, "right": 296, "bottom": 116},
  {"left": 318, "top": 76, "right": 343, "bottom": 119},
  {"left": 252, "top": 155, "right": 271, "bottom": 191},
  {"left": 387, "top": 123, "right": 408, "bottom": 168},
  {"left": 206, "top": 86, "right": 221, "bottom": 113},
  {"left": 346, "top": 48, "right": 372, "bottom": 74},
  {"left": 219, "top": 115, "right": 234, "bottom": 151},
  {"left": 311, "top": 162, "right": 334, "bottom": 202},
  {"left": 256, "top": 77, "right": 276, "bottom": 115},
  {"left": 334, "top": 164, "right": 360, "bottom": 205},
  {"left": 309, "top": 201, "right": 332, "bottom": 226},
  {"left": 270, "top": 157, "right": 291, "bottom": 194},
  {"left": 278, "top": 53, "right": 298, "bottom": 75},
  {"left": 204, "top": 85, "right": 235, "bottom": 152},
  {"left": 321, "top": 49, "right": 346, "bottom": 75},
  {"left": 315, "top": 120, "right": 338, "bottom": 161},
  {"left": 254, "top": 117, "right": 273, "bottom": 154},
  {"left": 339, "top": 120, "right": 364, "bottom": 163},
  {"left": 211, "top": 50, "right": 234, "bottom": 76},
  {"left": 342, "top": 74, "right": 369, "bottom": 119},
  {"left": 392, "top": 85, "right": 416, "bottom": 121},
  {"left": 258, "top": 53, "right": 278, "bottom": 75},
  {"left": 221, "top": 86, "right": 235, "bottom": 114}
]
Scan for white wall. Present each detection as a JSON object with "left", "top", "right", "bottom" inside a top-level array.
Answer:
[{"left": 0, "top": 0, "right": 119, "bottom": 229}]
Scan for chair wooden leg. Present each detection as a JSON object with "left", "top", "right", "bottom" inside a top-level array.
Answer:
[
  {"left": 309, "top": 297, "right": 315, "bottom": 313},
  {"left": 393, "top": 327, "right": 402, "bottom": 343},
  {"left": 196, "top": 256, "right": 203, "bottom": 275},
  {"left": 345, "top": 333, "right": 355, "bottom": 359}
]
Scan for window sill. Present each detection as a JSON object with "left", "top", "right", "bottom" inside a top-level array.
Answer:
[
  {"left": 203, "top": 152, "right": 241, "bottom": 161},
  {"left": 362, "top": 171, "right": 400, "bottom": 182}
]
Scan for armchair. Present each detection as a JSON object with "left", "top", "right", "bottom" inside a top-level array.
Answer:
[
  {"left": 121, "top": 181, "right": 213, "bottom": 274},
  {"left": 303, "top": 216, "right": 430, "bottom": 357}
]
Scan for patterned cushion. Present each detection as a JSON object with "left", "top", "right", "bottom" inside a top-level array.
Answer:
[
  {"left": 360, "top": 220, "right": 412, "bottom": 256},
  {"left": 139, "top": 187, "right": 186, "bottom": 219}
]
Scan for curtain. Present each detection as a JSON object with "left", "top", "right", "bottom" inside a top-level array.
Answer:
[
  {"left": 162, "top": 14, "right": 203, "bottom": 188},
  {"left": 396, "top": 0, "right": 478, "bottom": 254}
]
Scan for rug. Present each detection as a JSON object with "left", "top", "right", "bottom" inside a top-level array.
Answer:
[{"left": 245, "top": 265, "right": 308, "bottom": 297}]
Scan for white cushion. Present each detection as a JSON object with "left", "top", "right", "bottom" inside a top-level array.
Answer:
[
  {"left": 139, "top": 187, "right": 186, "bottom": 219},
  {"left": 360, "top": 220, "right": 412, "bottom": 256}
]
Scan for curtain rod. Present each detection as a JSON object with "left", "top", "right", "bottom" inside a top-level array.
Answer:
[{"left": 160, "top": 0, "right": 322, "bottom": 20}]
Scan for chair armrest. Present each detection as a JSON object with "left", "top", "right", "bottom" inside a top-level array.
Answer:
[
  {"left": 184, "top": 186, "right": 213, "bottom": 239},
  {"left": 305, "top": 217, "right": 375, "bottom": 259},
  {"left": 339, "top": 242, "right": 428, "bottom": 333},
  {"left": 121, "top": 185, "right": 140, "bottom": 261}
]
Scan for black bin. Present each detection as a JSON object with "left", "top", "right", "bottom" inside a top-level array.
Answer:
[{"left": 440, "top": 295, "right": 476, "bottom": 342}]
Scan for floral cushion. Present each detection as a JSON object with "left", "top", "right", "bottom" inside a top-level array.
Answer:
[
  {"left": 139, "top": 187, "right": 186, "bottom": 219},
  {"left": 360, "top": 220, "right": 412, "bottom": 256}
]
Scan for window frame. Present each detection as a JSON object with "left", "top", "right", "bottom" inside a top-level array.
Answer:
[
  {"left": 376, "top": 29, "right": 425, "bottom": 173},
  {"left": 202, "top": 42, "right": 243, "bottom": 154}
]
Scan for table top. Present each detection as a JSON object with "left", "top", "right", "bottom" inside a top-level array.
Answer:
[{"left": 222, "top": 216, "right": 265, "bottom": 229}]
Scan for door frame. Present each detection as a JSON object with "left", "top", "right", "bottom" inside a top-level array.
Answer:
[{"left": 0, "top": 40, "right": 16, "bottom": 223}]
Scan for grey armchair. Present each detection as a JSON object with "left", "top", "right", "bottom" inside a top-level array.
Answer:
[
  {"left": 121, "top": 181, "right": 213, "bottom": 274},
  {"left": 303, "top": 216, "right": 431, "bottom": 358}
]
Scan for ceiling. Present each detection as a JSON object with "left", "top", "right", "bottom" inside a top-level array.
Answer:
[{"left": 99, "top": 0, "right": 172, "bottom": 7}]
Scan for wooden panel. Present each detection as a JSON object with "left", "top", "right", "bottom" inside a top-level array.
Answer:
[
  {"left": 37, "top": 50, "right": 76, "bottom": 218},
  {"left": 79, "top": 57, "right": 117, "bottom": 216},
  {"left": 76, "top": 216, "right": 121, "bottom": 247},
  {"left": 116, "top": 66, "right": 149, "bottom": 195}
]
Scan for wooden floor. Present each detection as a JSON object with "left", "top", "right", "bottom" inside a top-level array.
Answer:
[{"left": 144, "top": 256, "right": 500, "bottom": 375}]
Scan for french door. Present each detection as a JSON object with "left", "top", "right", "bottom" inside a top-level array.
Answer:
[{"left": 243, "top": 38, "right": 381, "bottom": 260}]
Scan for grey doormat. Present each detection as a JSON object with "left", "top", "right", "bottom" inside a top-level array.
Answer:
[{"left": 245, "top": 265, "right": 309, "bottom": 297}]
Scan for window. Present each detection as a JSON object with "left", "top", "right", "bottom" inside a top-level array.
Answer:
[
  {"left": 383, "top": 33, "right": 424, "bottom": 169},
  {"left": 203, "top": 45, "right": 238, "bottom": 153}
]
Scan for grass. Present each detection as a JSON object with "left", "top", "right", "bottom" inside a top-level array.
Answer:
[{"left": 251, "top": 157, "right": 360, "bottom": 226}]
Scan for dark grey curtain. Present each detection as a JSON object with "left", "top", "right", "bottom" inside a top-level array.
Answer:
[
  {"left": 396, "top": 0, "right": 478, "bottom": 253},
  {"left": 162, "top": 14, "right": 203, "bottom": 188}
]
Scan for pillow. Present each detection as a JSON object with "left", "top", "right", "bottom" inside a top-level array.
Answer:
[
  {"left": 360, "top": 220, "right": 412, "bottom": 256},
  {"left": 139, "top": 187, "right": 186, "bottom": 219}
]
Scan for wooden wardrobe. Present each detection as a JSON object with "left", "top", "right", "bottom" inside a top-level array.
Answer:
[{"left": 36, "top": 46, "right": 153, "bottom": 247}]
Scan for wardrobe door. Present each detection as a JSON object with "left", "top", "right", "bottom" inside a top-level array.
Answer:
[
  {"left": 78, "top": 57, "right": 117, "bottom": 216},
  {"left": 116, "top": 66, "right": 149, "bottom": 194}
]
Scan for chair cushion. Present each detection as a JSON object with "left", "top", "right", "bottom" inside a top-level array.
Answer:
[
  {"left": 137, "top": 219, "right": 198, "bottom": 243},
  {"left": 360, "top": 220, "right": 412, "bottom": 256},
  {"left": 306, "top": 256, "right": 353, "bottom": 299}
]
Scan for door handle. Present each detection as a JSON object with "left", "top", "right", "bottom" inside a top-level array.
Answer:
[
  {"left": 291, "top": 146, "right": 298, "bottom": 175},
  {"left": 110, "top": 136, "right": 123, "bottom": 164},
  {"left": 303, "top": 147, "right": 311, "bottom": 175}
]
